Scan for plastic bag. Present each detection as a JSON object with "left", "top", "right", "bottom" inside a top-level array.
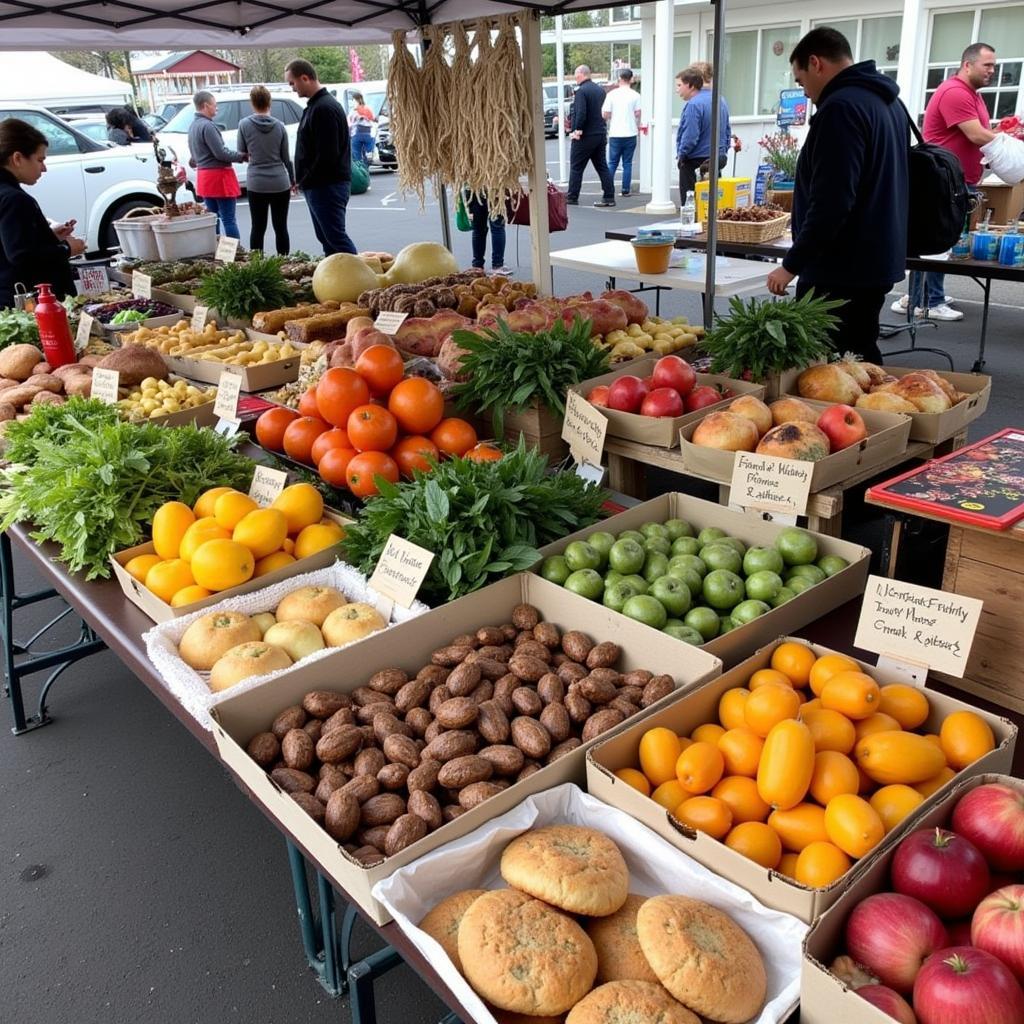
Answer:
[{"left": 981, "top": 133, "right": 1024, "bottom": 185}]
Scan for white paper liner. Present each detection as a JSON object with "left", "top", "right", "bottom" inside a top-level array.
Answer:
[
  {"left": 373, "top": 783, "right": 806, "bottom": 1024},
  {"left": 143, "top": 559, "right": 427, "bottom": 728}
]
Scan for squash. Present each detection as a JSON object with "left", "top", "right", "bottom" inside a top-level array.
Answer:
[
  {"left": 824, "top": 793, "right": 885, "bottom": 859},
  {"left": 757, "top": 719, "right": 815, "bottom": 810},
  {"left": 855, "top": 730, "right": 947, "bottom": 785},
  {"left": 384, "top": 241, "right": 459, "bottom": 286},
  {"left": 820, "top": 671, "right": 881, "bottom": 720},
  {"left": 312, "top": 253, "right": 381, "bottom": 304}
]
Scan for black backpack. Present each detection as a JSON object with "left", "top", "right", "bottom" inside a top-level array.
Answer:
[{"left": 901, "top": 101, "right": 972, "bottom": 256}]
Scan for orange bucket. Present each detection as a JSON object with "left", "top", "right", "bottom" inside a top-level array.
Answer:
[{"left": 631, "top": 236, "right": 675, "bottom": 274}]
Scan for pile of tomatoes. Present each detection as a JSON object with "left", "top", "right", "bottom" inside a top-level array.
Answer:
[{"left": 255, "top": 345, "right": 500, "bottom": 498}]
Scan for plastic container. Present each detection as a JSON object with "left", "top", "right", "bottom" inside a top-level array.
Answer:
[
  {"left": 971, "top": 230, "right": 999, "bottom": 261},
  {"left": 998, "top": 232, "right": 1024, "bottom": 267},
  {"left": 151, "top": 214, "right": 218, "bottom": 261},
  {"left": 113, "top": 216, "right": 161, "bottom": 260},
  {"left": 32, "top": 283, "right": 76, "bottom": 369},
  {"left": 631, "top": 235, "right": 674, "bottom": 275}
]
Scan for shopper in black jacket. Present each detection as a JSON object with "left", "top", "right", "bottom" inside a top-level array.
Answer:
[
  {"left": 0, "top": 118, "right": 84, "bottom": 308},
  {"left": 285, "top": 58, "right": 356, "bottom": 255},
  {"left": 767, "top": 28, "right": 909, "bottom": 363},
  {"left": 567, "top": 66, "right": 615, "bottom": 207}
]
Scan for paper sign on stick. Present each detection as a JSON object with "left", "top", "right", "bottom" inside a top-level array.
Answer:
[
  {"left": 729, "top": 452, "right": 812, "bottom": 517},
  {"left": 373, "top": 311, "right": 408, "bottom": 335},
  {"left": 90, "top": 367, "right": 119, "bottom": 404},
  {"left": 213, "top": 370, "right": 242, "bottom": 423},
  {"left": 75, "top": 312, "right": 94, "bottom": 349},
  {"left": 131, "top": 271, "right": 151, "bottom": 299},
  {"left": 191, "top": 305, "right": 210, "bottom": 332},
  {"left": 248, "top": 466, "right": 288, "bottom": 507},
  {"left": 562, "top": 390, "right": 608, "bottom": 473},
  {"left": 369, "top": 534, "right": 434, "bottom": 611},
  {"left": 215, "top": 236, "right": 239, "bottom": 263}
]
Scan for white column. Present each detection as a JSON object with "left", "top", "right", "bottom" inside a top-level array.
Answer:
[
  {"left": 638, "top": 12, "right": 655, "bottom": 193},
  {"left": 896, "top": 0, "right": 925, "bottom": 117},
  {"left": 522, "top": 13, "right": 552, "bottom": 295},
  {"left": 646, "top": 0, "right": 677, "bottom": 215},
  {"left": 556, "top": 15, "right": 568, "bottom": 186}
]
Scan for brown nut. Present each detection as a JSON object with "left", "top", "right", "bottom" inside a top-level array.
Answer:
[
  {"left": 246, "top": 732, "right": 280, "bottom": 767},
  {"left": 619, "top": 685, "right": 644, "bottom": 706},
  {"left": 469, "top": 680, "right": 494, "bottom": 705},
  {"left": 478, "top": 744, "right": 525, "bottom": 776},
  {"left": 341, "top": 774, "right": 380, "bottom": 804},
  {"left": 445, "top": 661, "right": 482, "bottom": 697},
  {"left": 622, "top": 669, "right": 653, "bottom": 689},
  {"left": 271, "top": 705, "right": 307, "bottom": 740},
  {"left": 515, "top": 639, "right": 551, "bottom": 664},
  {"left": 422, "top": 730, "right": 478, "bottom": 763},
  {"left": 431, "top": 645, "right": 472, "bottom": 667},
  {"left": 517, "top": 761, "right": 542, "bottom": 782},
  {"left": 316, "top": 775, "right": 345, "bottom": 804},
  {"left": 546, "top": 738, "right": 582, "bottom": 764},
  {"left": 357, "top": 701, "right": 395, "bottom": 726},
  {"left": 382, "top": 733, "right": 421, "bottom": 770},
  {"left": 509, "top": 654, "right": 548, "bottom": 683},
  {"left": 581, "top": 708, "right": 625, "bottom": 742},
  {"left": 511, "top": 687, "right": 543, "bottom": 717},
  {"left": 282, "top": 728, "right": 315, "bottom": 771},
  {"left": 384, "top": 812, "right": 428, "bottom": 855},
  {"left": 351, "top": 845, "right": 385, "bottom": 866},
  {"left": 492, "top": 675, "right": 518, "bottom": 715},
  {"left": 353, "top": 747, "right": 387, "bottom": 778},
  {"left": 368, "top": 668, "right": 408, "bottom": 695},
  {"left": 533, "top": 622, "right": 561, "bottom": 649},
  {"left": 416, "top": 664, "right": 449, "bottom": 687},
  {"left": 588, "top": 667, "right": 622, "bottom": 687},
  {"left": 610, "top": 697, "right": 640, "bottom": 719},
  {"left": 448, "top": 633, "right": 479, "bottom": 650},
  {"left": 442, "top": 804, "right": 467, "bottom": 823},
  {"left": 458, "top": 781, "right": 504, "bottom": 810},
  {"left": 586, "top": 641, "right": 621, "bottom": 669},
  {"left": 540, "top": 702, "right": 572, "bottom": 743},
  {"left": 316, "top": 725, "right": 364, "bottom": 764},
  {"left": 358, "top": 724, "right": 377, "bottom": 746},
  {"left": 302, "top": 690, "right": 351, "bottom": 718},
  {"left": 377, "top": 762, "right": 411, "bottom": 791},
  {"left": 578, "top": 675, "right": 617, "bottom": 705},
  {"left": 511, "top": 717, "right": 552, "bottom": 759},
  {"left": 358, "top": 825, "right": 391, "bottom": 850},
  {"left": 537, "top": 674, "right": 565, "bottom": 705},
  {"left": 511, "top": 603, "right": 541, "bottom": 630},
  {"left": 435, "top": 696, "right": 479, "bottom": 729},
  {"left": 395, "top": 678, "right": 431, "bottom": 713},
  {"left": 303, "top": 719, "right": 324, "bottom": 743},
  {"left": 428, "top": 685, "right": 452, "bottom": 716},
  {"left": 373, "top": 711, "right": 411, "bottom": 745},
  {"left": 471, "top": 657, "right": 507, "bottom": 681},
  {"left": 500, "top": 623, "right": 518, "bottom": 641},
  {"left": 319, "top": 763, "right": 349, "bottom": 785},
  {"left": 561, "top": 631, "right": 594, "bottom": 664},
  {"left": 557, "top": 661, "right": 588, "bottom": 685},
  {"left": 423, "top": 720, "right": 445, "bottom": 744},
  {"left": 565, "top": 691, "right": 593, "bottom": 724},
  {"left": 406, "top": 759, "right": 441, "bottom": 793},
  {"left": 407, "top": 790, "right": 443, "bottom": 831},
  {"left": 477, "top": 700, "right": 510, "bottom": 744},
  {"left": 325, "top": 790, "right": 361, "bottom": 840},
  {"left": 476, "top": 626, "right": 505, "bottom": 646},
  {"left": 271, "top": 767, "right": 316, "bottom": 794},
  {"left": 351, "top": 686, "right": 391, "bottom": 707},
  {"left": 437, "top": 755, "right": 493, "bottom": 789},
  {"left": 405, "top": 707, "right": 433, "bottom": 737},
  {"left": 290, "top": 792, "right": 326, "bottom": 823},
  {"left": 360, "top": 793, "right": 407, "bottom": 827},
  {"left": 641, "top": 675, "right": 675, "bottom": 707},
  {"left": 322, "top": 707, "right": 356, "bottom": 734}
]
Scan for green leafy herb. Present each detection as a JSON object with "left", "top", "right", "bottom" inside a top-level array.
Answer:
[
  {"left": 0, "top": 402, "right": 254, "bottom": 579},
  {"left": 341, "top": 439, "right": 605, "bottom": 604},
  {"left": 196, "top": 252, "right": 293, "bottom": 321},
  {"left": 704, "top": 290, "right": 844, "bottom": 381},
  {"left": 450, "top": 316, "right": 609, "bottom": 438},
  {"left": 0, "top": 308, "right": 40, "bottom": 350}
]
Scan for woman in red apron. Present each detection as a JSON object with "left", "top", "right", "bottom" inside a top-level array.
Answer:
[{"left": 187, "top": 91, "right": 245, "bottom": 239}]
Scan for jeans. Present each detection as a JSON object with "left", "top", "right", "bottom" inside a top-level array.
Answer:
[
  {"left": 567, "top": 133, "right": 614, "bottom": 202},
  {"left": 909, "top": 271, "right": 945, "bottom": 310},
  {"left": 467, "top": 195, "right": 506, "bottom": 269},
  {"left": 796, "top": 279, "right": 886, "bottom": 364},
  {"left": 248, "top": 189, "right": 291, "bottom": 254},
  {"left": 303, "top": 182, "right": 356, "bottom": 255},
  {"left": 203, "top": 196, "right": 239, "bottom": 240},
  {"left": 351, "top": 132, "right": 374, "bottom": 167},
  {"left": 608, "top": 136, "right": 637, "bottom": 195},
  {"left": 677, "top": 154, "right": 728, "bottom": 204}
]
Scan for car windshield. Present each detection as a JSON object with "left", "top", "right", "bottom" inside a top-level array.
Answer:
[{"left": 163, "top": 106, "right": 196, "bottom": 132}]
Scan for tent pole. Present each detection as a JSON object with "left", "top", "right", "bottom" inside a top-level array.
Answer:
[
  {"left": 437, "top": 180, "right": 453, "bottom": 252},
  {"left": 703, "top": 0, "right": 725, "bottom": 329},
  {"left": 556, "top": 15, "right": 567, "bottom": 186},
  {"left": 522, "top": 12, "right": 551, "bottom": 294}
]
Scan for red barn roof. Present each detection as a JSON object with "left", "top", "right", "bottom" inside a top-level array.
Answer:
[{"left": 137, "top": 50, "right": 240, "bottom": 77}]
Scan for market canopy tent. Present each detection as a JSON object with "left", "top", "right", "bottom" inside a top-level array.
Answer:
[{"left": 0, "top": 50, "right": 132, "bottom": 107}]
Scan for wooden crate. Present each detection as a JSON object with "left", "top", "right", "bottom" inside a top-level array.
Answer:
[{"left": 501, "top": 402, "right": 567, "bottom": 461}]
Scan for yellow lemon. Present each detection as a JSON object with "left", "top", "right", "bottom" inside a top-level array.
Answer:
[
  {"left": 170, "top": 585, "right": 213, "bottom": 608},
  {"left": 179, "top": 517, "right": 231, "bottom": 562},
  {"left": 233, "top": 508, "right": 289, "bottom": 559},
  {"left": 145, "top": 558, "right": 195, "bottom": 603},
  {"left": 213, "top": 490, "right": 258, "bottom": 531},
  {"left": 124, "top": 553, "right": 161, "bottom": 583},
  {"left": 193, "top": 486, "right": 233, "bottom": 519},
  {"left": 294, "top": 521, "right": 344, "bottom": 560},
  {"left": 254, "top": 551, "right": 297, "bottom": 577},
  {"left": 151, "top": 501, "right": 196, "bottom": 560},
  {"left": 190, "top": 539, "right": 255, "bottom": 591},
  {"left": 272, "top": 483, "right": 324, "bottom": 535}
]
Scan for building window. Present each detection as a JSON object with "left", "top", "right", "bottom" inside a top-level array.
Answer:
[
  {"left": 671, "top": 33, "right": 694, "bottom": 118},
  {"left": 811, "top": 16, "right": 903, "bottom": 80},
  {"left": 708, "top": 26, "right": 801, "bottom": 116},
  {"left": 611, "top": 6, "right": 639, "bottom": 24}
]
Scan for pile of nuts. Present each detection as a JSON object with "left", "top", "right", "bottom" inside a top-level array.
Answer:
[
  {"left": 718, "top": 205, "right": 786, "bottom": 222},
  {"left": 246, "top": 604, "right": 675, "bottom": 866}
]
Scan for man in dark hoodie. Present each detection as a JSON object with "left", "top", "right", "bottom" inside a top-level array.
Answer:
[
  {"left": 767, "top": 28, "right": 909, "bottom": 363},
  {"left": 238, "top": 85, "right": 295, "bottom": 254}
]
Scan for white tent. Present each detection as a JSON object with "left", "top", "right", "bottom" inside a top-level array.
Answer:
[{"left": 0, "top": 51, "right": 133, "bottom": 108}]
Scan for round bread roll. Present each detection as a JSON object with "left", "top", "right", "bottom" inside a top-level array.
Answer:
[
  {"left": 275, "top": 585, "right": 347, "bottom": 627},
  {"left": 566, "top": 981, "right": 699, "bottom": 1024},
  {"left": 321, "top": 602, "right": 387, "bottom": 647},
  {"left": 418, "top": 889, "right": 488, "bottom": 973},
  {"left": 209, "top": 642, "right": 292, "bottom": 692},
  {"left": 178, "top": 611, "right": 261, "bottom": 670},
  {"left": 586, "top": 894, "right": 658, "bottom": 984}
]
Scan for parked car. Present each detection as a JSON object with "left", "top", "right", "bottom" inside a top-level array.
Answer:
[
  {"left": 543, "top": 83, "right": 575, "bottom": 138},
  {"left": 326, "top": 80, "right": 395, "bottom": 171},
  {"left": 0, "top": 104, "right": 180, "bottom": 251},
  {"left": 63, "top": 116, "right": 116, "bottom": 146},
  {"left": 156, "top": 92, "right": 304, "bottom": 189}
]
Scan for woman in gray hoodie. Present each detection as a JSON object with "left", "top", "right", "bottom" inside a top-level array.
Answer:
[{"left": 237, "top": 85, "right": 295, "bottom": 254}]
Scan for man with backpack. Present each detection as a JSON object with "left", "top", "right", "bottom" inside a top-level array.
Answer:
[{"left": 766, "top": 28, "right": 908, "bottom": 363}]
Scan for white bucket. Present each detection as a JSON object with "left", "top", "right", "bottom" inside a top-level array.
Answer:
[
  {"left": 151, "top": 213, "right": 218, "bottom": 261},
  {"left": 113, "top": 216, "right": 161, "bottom": 261}
]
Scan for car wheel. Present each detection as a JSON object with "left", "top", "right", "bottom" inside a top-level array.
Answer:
[{"left": 100, "top": 196, "right": 162, "bottom": 251}]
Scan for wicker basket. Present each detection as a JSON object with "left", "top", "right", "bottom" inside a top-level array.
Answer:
[
  {"left": 767, "top": 189, "right": 793, "bottom": 212},
  {"left": 715, "top": 214, "right": 790, "bottom": 243}
]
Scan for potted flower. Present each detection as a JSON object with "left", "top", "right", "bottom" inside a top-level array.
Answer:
[{"left": 758, "top": 130, "right": 800, "bottom": 210}]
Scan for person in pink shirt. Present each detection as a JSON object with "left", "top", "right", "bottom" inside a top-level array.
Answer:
[{"left": 893, "top": 42, "right": 997, "bottom": 322}]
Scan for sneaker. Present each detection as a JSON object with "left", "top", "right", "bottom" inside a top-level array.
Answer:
[
  {"left": 566, "top": 199, "right": 579, "bottom": 206},
  {"left": 890, "top": 297, "right": 925, "bottom": 317},
  {"left": 491, "top": 266, "right": 514, "bottom": 275},
  {"left": 593, "top": 199, "right": 616, "bottom": 208},
  {"left": 925, "top": 303, "right": 964, "bottom": 322}
]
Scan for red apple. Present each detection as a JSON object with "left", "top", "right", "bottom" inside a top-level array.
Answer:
[
  {"left": 817, "top": 404, "right": 868, "bottom": 452},
  {"left": 952, "top": 785, "right": 1024, "bottom": 871},
  {"left": 640, "top": 387, "right": 685, "bottom": 418},
  {"left": 892, "top": 828, "right": 991, "bottom": 920},
  {"left": 607, "top": 375, "right": 648, "bottom": 413},
  {"left": 846, "top": 893, "right": 949, "bottom": 993},
  {"left": 651, "top": 354, "right": 696, "bottom": 396},
  {"left": 587, "top": 385, "right": 610, "bottom": 408},
  {"left": 685, "top": 385, "right": 724, "bottom": 413},
  {"left": 972, "top": 885, "right": 1024, "bottom": 979},
  {"left": 913, "top": 947, "right": 1024, "bottom": 1024},
  {"left": 947, "top": 918, "right": 973, "bottom": 946},
  {"left": 855, "top": 985, "right": 918, "bottom": 1023}
]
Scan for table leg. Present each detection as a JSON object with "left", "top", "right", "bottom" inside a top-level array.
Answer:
[
  {"left": 972, "top": 276, "right": 991, "bottom": 373},
  {"left": 348, "top": 947, "right": 403, "bottom": 1024},
  {"left": 879, "top": 514, "right": 903, "bottom": 578},
  {"left": 607, "top": 451, "right": 646, "bottom": 499},
  {"left": 287, "top": 840, "right": 347, "bottom": 997}
]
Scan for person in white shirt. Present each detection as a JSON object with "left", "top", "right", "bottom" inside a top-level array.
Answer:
[{"left": 602, "top": 68, "right": 642, "bottom": 197}]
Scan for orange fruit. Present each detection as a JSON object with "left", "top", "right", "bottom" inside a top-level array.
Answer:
[
  {"left": 878, "top": 684, "right": 931, "bottom": 730},
  {"left": 691, "top": 723, "right": 726, "bottom": 746},
  {"left": 254, "top": 551, "right": 297, "bottom": 577},
  {"left": 914, "top": 765, "right": 956, "bottom": 798},
  {"left": 675, "top": 796, "right": 733, "bottom": 840},
  {"left": 651, "top": 780, "right": 687, "bottom": 812},
  {"left": 179, "top": 517, "right": 231, "bottom": 562},
  {"left": 808, "top": 653, "right": 859, "bottom": 696},
  {"left": 282, "top": 537, "right": 295, "bottom": 555},
  {"left": 346, "top": 451, "right": 400, "bottom": 498},
  {"left": 800, "top": 707, "right": 856, "bottom": 754},
  {"left": 854, "top": 712, "right": 903, "bottom": 742},
  {"left": 233, "top": 508, "right": 289, "bottom": 559},
  {"left": 170, "top": 584, "right": 213, "bottom": 608},
  {"left": 430, "top": 417, "right": 478, "bottom": 458},
  {"left": 214, "top": 490, "right": 258, "bottom": 531},
  {"left": 464, "top": 443, "right": 502, "bottom": 463},
  {"left": 355, "top": 344, "right": 406, "bottom": 397},
  {"left": 272, "top": 483, "right": 324, "bottom": 535},
  {"left": 298, "top": 387, "right": 321, "bottom": 419},
  {"left": 193, "top": 486, "right": 233, "bottom": 519},
  {"left": 310, "top": 427, "right": 352, "bottom": 467},
  {"left": 254, "top": 407, "right": 299, "bottom": 452},
  {"left": 144, "top": 558, "right": 195, "bottom": 603},
  {"left": 387, "top": 377, "right": 445, "bottom": 435},
  {"left": 316, "top": 367, "right": 371, "bottom": 427},
  {"left": 795, "top": 841, "right": 852, "bottom": 887},
  {"left": 777, "top": 852, "right": 800, "bottom": 878},
  {"left": 614, "top": 768, "right": 651, "bottom": 796},
  {"left": 190, "top": 539, "right": 255, "bottom": 592},
  {"left": 768, "top": 803, "right": 829, "bottom": 852},
  {"left": 939, "top": 710, "right": 995, "bottom": 769},
  {"left": 802, "top": 698, "right": 823, "bottom": 713},
  {"left": 713, "top": 775, "right": 770, "bottom": 823},
  {"left": 744, "top": 683, "right": 801, "bottom": 738},
  {"left": 151, "top": 501, "right": 196, "bottom": 560},
  {"left": 809, "top": 751, "right": 861, "bottom": 805},
  {"left": 347, "top": 404, "right": 399, "bottom": 453},
  {"left": 821, "top": 671, "right": 881, "bottom": 720},
  {"left": 725, "top": 821, "right": 782, "bottom": 869},
  {"left": 770, "top": 641, "right": 816, "bottom": 687},
  {"left": 717, "top": 728, "right": 764, "bottom": 778},
  {"left": 638, "top": 727, "right": 682, "bottom": 786},
  {"left": 749, "top": 668, "right": 793, "bottom": 690},
  {"left": 294, "top": 521, "right": 345, "bottom": 560},
  {"left": 675, "top": 741, "right": 724, "bottom": 795},
  {"left": 869, "top": 784, "right": 925, "bottom": 833},
  {"left": 124, "top": 553, "right": 161, "bottom": 583},
  {"left": 283, "top": 416, "right": 330, "bottom": 464},
  {"left": 824, "top": 793, "right": 885, "bottom": 859},
  {"left": 391, "top": 436, "right": 439, "bottom": 479},
  {"left": 718, "top": 687, "right": 750, "bottom": 730}
]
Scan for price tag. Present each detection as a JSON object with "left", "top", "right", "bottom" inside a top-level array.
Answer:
[
  {"left": 131, "top": 270, "right": 151, "bottom": 299},
  {"left": 562, "top": 390, "right": 608, "bottom": 471},
  {"left": 77, "top": 266, "right": 109, "bottom": 295},
  {"left": 248, "top": 466, "right": 288, "bottom": 507},
  {"left": 854, "top": 575, "right": 983, "bottom": 679},
  {"left": 215, "top": 418, "right": 240, "bottom": 437},
  {"left": 215, "top": 236, "right": 240, "bottom": 263},
  {"left": 373, "top": 311, "right": 408, "bottom": 335},
  {"left": 368, "top": 534, "right": 434, "bottom": 614},
  {"left": 75, "top": 312, "right": 94, "bottom": 349},
  {"left": 728, "top": 451, "right": 813, "bottom": 517},
  {"left": 90, "top": 368, "right": 120, "bottom": 404},
  {"left": 191, "top": 305, "right": 209, "bottom": 332},
  {"left": 213, "top": 370, "right": 242, "bottom": 423},
  {"left": 575, "top": 462, "right": 606, "bottom": 485}
]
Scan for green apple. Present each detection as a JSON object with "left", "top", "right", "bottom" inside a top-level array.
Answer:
[
  {"left": 700, "top": 544, "right": 743, "bottom": 575},
  {"left": 604, "top": 570, "right": 624, "bottom": 589},
  {"left": 640, "top": 522, "right": 669, "bottom": 540},
  {"left": 671, "top": 536, "right": 701, "bottom": 557},
  {"left": 745, "top": 570, "right": 783, "bottom": 602},
  {"left": 817, "top": 554, "right": 850, "bottom": 577},
  {"left": 663, "top": 518, "right": 694, "bottom": 540},
  {"left": 622, "top": 574, "right": 649, "bottom": 594},
  {"left": 702, "top": 569, "right": 745, "bottom": 610},
  {"left": 586, "top": 531, "right": 616, "bottom": 566},
  {"left": 719, "top": 616, "right": 737, "bottom": 634},
  {"left": 650, "top": 575, "right": 692, "bottom": 617},
  {"left": 642, "top": 552, "right": 670, "bottom": 583},
  {"left": 731, "top": 598, "right": 771, "bottom": 625},
  {"left": 564, "top": 540, "right": 601, "bottom": 572},
  {"left": 771, "top": 586, "right": 797, "bottom": 607},
  {"left": 617, "top": 529, "right": 645, "bottom": 545},
  {"left": 622, "top": 594, "right": 669, "bottom": 629},
  {"left": 608, "top": 538, "right": 645, "bottom": 575},
  {"left": 603, "top": 578, "right": 644, "bottom": 612},
  {"left": 669, "top": 553, "right": 707, "bottom": 579},
  {"left": 775, "top": 526, "right": 818, "bottom": 566},
  {"left": 643, "top": 535, "right": 672, "bottom": 557},
  {"left": 539, "top": 555, "right": 571, "bottom": 585},
  {"left": 697, "top": 526, "right": 727, "bottom": 547},
  {"left": 667, "top": 565, "right": 703, "bottom": 598},
  {"left": 786, "top": 564, "right": 827, "bottom": 585},
  {"left": 787, "top": 576, "right": 815, "bottom": 595},
  {"left": 684, "top": 606, "right": 721, "bottom": 642},
  {"left": 743, "top": 545, "right": 784, "bottom": 577},
  {"left": 664, "top": 623, "right": 705, "bottom": 645},
  {"left": 716, "top": 536, "right": 747, "bottom": 557},
  {"left": 564, "top": 568, "right": 604, "bottom": 600}
]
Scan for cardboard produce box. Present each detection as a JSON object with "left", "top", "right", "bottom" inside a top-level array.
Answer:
[
  {"left": 978, "top": 178, "right": 1024, "bottom": 224},
  {"left": 571, "top": 354, "right": 764, "bottom": 448},
  {"left": 162, "top": 329, "right": 300, "bottom": 391},
  {"left": 211, "top": 572, "right": 723, "bottom": 925},
  {"left": 680, "top": 399, "right": 912, "bottom": 491},
  {"left": 586, "top": 638, "right": 1017, "bottom": 925},
  {"left": 537, "top": 493, "right": 870, "bottom": 667},
  {"left": 801, "top": 772, "right": 1024, "bottom": 1023},
  {"left": 118, "top": 374, "right": 218, "bottom": 429}
]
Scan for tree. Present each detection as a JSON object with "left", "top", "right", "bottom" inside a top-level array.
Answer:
[
  {"left": 54, "top": 50, "right": 130, "bottom": 82},
  {"left": 296, "top": 46, "right": 349, "bottom": 84}
]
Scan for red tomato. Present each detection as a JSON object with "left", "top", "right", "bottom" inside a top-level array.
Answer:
[
  {"left": 255, "top": 406, "right": 299, "bottom": 451},
  {"left": 347, "top": 404, "right": 399, "bottom": 452}
]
